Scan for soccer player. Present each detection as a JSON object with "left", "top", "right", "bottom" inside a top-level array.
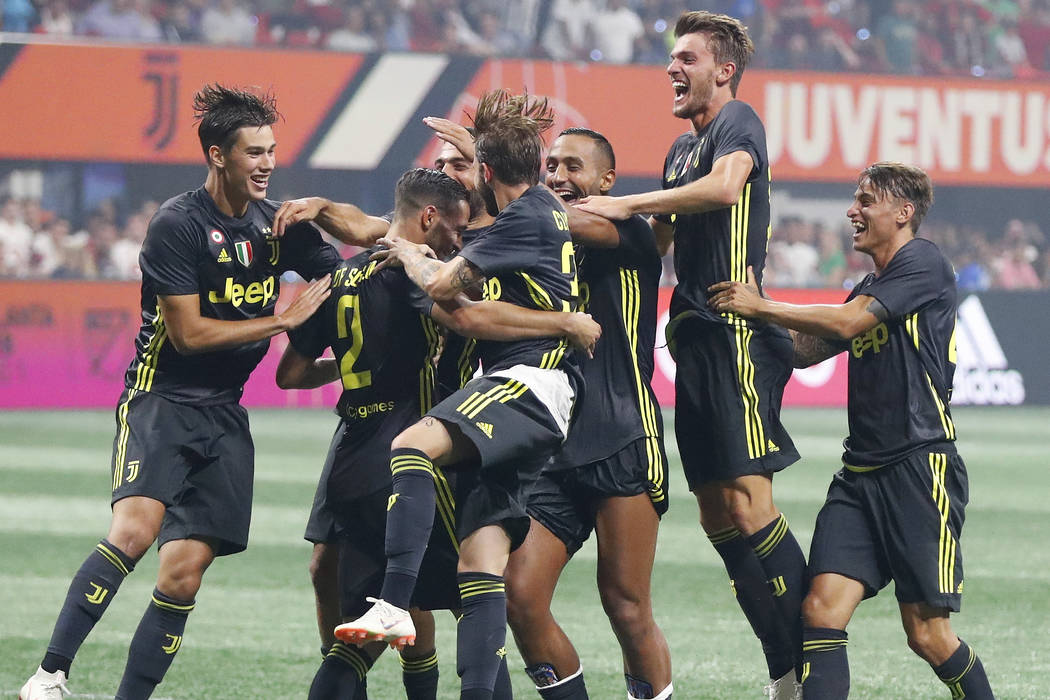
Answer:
[
  {"left": 19, "top": 84, "right": 347, "bottom": 700},
  {"left": 504, "top": 128, "right": 673, "bottom": 700},
  {"left": 278, "top": 168, "right": 599, "bottom": 700},
  {"left": 577, "top": 11, "right": 804, "bottom": 698},
  {"left": 337, "top": 89, "right": 582, "bottom": 700},
  {"left": 708, "top": 162, "right": 995, "bottom": 699}
]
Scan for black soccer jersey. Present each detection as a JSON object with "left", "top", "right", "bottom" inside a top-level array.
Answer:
[
  {"left": 841, "top": 238, "right": 959, "bottom": 467},
  {"left": 553, "top": 215, "right": 665, "bottom": 480},
  {"left": 457, "top": 186, "right": 582, "bottom": 385},
  {"left": 126, "top": 187, "right": 340, "bottom": 405},
  {"left": 658, "top": 100, "right": 771, "bottom": 329},
  {"left": 289, "top": 248, "right": 441, "bottom": 497},
  {"left": 436, "top": 225, "right": 485, "bottom": 399}
]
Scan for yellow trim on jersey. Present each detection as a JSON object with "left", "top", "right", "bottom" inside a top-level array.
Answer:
[
  {"left": 133, "top": 304, "right": 168, "bottom": 392},
  {"left": 844, "top": 462, "right": 884, "bottom": 473},
  {"left": 419, "top": 316, "right": 441, "bottom": 414},
  {"left": 925, "top": 372, "right": 956, "bottom": 440},
  {"left": 457, "top": 338, "right": 477, "bottom": 389},
  {"left": 619, "top": 267, "right": 666, "bottom": 504},
  {"left": 517, "top": 272, "right": 555, "bottom": 311},
  {"left": 724, "top": 182, "right": 753, "bottom": 325},
  {"left": 732, "top": 319, "right": 766, "bottom": 459},
  {"left": 456, "top": 379, "right": 529, "bottom": 420},
  {"left": 802, "top": 638, "right": 848, "bottom": 653},
  {"left": 112, "top": 389, "right": 137, "bottom": 491},
  {"left": 540, "top": 339, "right": 567, "bottom": 370},
  {"left": 929, "top": 452, "right": 958, "bottom": 596},
  {"left": 905, "top": 312, "right": 921, "bottom": 350}
]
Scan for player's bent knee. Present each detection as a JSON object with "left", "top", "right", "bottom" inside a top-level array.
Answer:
[{"left": 801, "top": 591, "right": 842, "bottom": 629}]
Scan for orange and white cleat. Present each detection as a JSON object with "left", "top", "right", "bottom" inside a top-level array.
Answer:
[{"left": 335, "top": 597, "right": 416, "bottom": 650}]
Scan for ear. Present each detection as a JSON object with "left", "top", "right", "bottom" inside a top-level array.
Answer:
[
  {"left": 717, "top": 61, "right": 737, "bottom": 88},
  {"left": 598, "top": 168, "right": 617, "bottom": 195},
  {"left": 897, "top": 201, "right": 915, "bottom": 226},
  {"left": 480, "top": 162, "right": 494, "bottom": 184},
  {"left": 420, "top": 204, "right": 438, "bottom": 231},
  {"left": 208, "top": 144, "right": 225, "bottom": 170}
]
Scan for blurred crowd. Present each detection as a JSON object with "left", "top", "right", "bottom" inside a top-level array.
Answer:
[
  {"left": 2, "top": 193, "right": 1048, "bottom": 291},
  {"left": 3, "top": 0, "right": 1050, "bottom": 77}
]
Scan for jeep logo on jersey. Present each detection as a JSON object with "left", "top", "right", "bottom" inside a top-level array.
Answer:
[
  {"left": 234, "top": 240, "right": 253, "bottom": 267},
  {"left": 208, "top": 275, "right": 276, "bottom": 308},
  {"left": 953, "top": 295, "right": 1025, "bottom": 405}
]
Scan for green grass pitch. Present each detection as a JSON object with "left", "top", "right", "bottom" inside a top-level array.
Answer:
[{"left": 1, "top": 407, "right": 1045, "bottom": 698}]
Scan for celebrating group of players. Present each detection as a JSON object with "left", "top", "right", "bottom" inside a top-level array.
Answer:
[{"left": 20, "top": 9, "right": 996, "bottom": 700}]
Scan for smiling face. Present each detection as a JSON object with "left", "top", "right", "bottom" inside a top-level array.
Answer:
[
  {"left": 668, "top": 32, "right": 723, "bottom": 121},
  {"left": 423, "top": 199, "right": 470, "bottom": 258},
  {"left": 435, "top": 141, "right": 486, "bottom": 217},
  {"left": 846, "top": 177, "right": 914, "bottom": 258},
  {"left": 544, "top": 134, "right": 614, "bottom": 203},
  {"left": 214, "top": 125, "right": 276, "bottom": 208}
]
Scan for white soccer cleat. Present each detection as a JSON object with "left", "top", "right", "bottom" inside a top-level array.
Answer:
[
  {"left": 19, "top": 666, "right": 71, "bottom": 700},
  {"left": 763, "top": 669, "right": 801, "bottom": 700},
  {"left": 334, "top": 597, "right": 416, "bottom": 650}
]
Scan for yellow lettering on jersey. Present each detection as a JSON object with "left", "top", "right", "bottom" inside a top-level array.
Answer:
[
  {"left": 342, "top": 260, "right": 379, "bottom": 288},
  {"left": 850, "top": 322, "right": 890, "bottom": 358},
  {"left": 577, "top": 281, "right": 591, "bottom": 312},
  {"left": 207, "top": 275, "right": 276, "bottom": 308},
  {"left": 552, "top": 209, "right": 569, "bottom": 231},
  {"left": 484, "top": 277, "right": 502, "bottom": 301}
]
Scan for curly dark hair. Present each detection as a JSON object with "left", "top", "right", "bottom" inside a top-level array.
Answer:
[
  {"left": 394, "top": 167, "right": 470, "bottom": 221},
  {"left": 193, "top": 83, "right": 280, "bottom": 159}
]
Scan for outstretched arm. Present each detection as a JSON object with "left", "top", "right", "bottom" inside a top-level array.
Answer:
[
  {"left": 707, "top": 266, "right": 886, "bottom": 341},
  {"left": 431, "top": 297, "right": 601, "bottom": 358},
  {"left": 159, "top": 275, "right": 331, "bottom": 355},
  {"left": 577, "top": 150, "right": 754, "bottom": 220},
  {"left": 273, "top": 197, "right": 390, "bottom": 246},
  {"left": 275, "top": 344, "right": 339, "bottom": 389},
  {"left": 789, "top": 330, "right": 846, "bottom": 368},
  {"left": 375, "top": 236, "right": 485, "bottom": 301}
]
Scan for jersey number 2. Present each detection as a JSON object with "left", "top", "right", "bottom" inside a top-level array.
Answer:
[{"left": 336, "top": 295, "right": 372, "bottom": 390}]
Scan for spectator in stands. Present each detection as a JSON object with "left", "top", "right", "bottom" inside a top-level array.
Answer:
[
  {"left": 160, "top": 0, "right": 202, "bottom": 43},
  {"left": 993, "top": 219, "right": 1042, "bottom": 289},
  {"left": 876, "top": 0, "right": 920, "bottom": 73},
  {"left": 326, "top": 4, "right": 377, "bottom": 52},
  {"left": 30, "top": 217, "right": 66, "bottom": 278},
  {"left": 77, "top": 0, "right": 162, "bottom": 42},
  {"left": 0, "top": 198, "right": 32, "bottom": 275},
  {"left": 109, "top": 211, "right": 147, "bottom": 280},
  {"left": 949, "top": 6, "right": 988, "bottom": 74},
  {"left": 816, "top": 224, "right": 848, "bottom": 288},
  {"left": 3, "top": 0, "right": 36, "bottom": 32},
  {"left": 200, "top": 0, "right": 256, "bottom": 46},
  {"left": 1018, "top": 0, "right": 1050, "bottom": 70},
  {"left": 541, "top": 0, "right": 597, "bottom": 60},
  {"left": 955, "top": 244, "right": 992, "bottom": 292},
  {"left": 992, "top": 19, "right": 1031, "bottom": 76},
  {"left": 473, "top": 8, "right": 524, "bottom": 57},
  {"left": 916, "top": 13, "right": 952, "bottom": 74},
  {"left": 771, "top": 216, "right": 821, "bottom": 287},
  {"left": 37, "top": 0, "right": 75, "bottom": 36},
  {"left": 590, "top": 0, "right": 645, "bottom": 63}
]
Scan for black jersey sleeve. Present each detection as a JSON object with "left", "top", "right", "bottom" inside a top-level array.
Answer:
[
  {"left": 614, "top": 215, "right": 657, "bottom": 260},
  {"left": 654, "top": 141, "right": 679, "bottom": 226},
  {"left": 458, "top": 205, "right": 540, "bottom": 277},
  {"left": 280, "top": 222, "right": 342, "bottom": 280},
  {"left": 407, "top": 283, "right": 436, "bottom": 317},
  {"left": 856, "top": 240, "right": 950, "bottom": 319},
  {"left": 287, "top": 296, "right": 332, "bottom": 360},
  {"left": 711, "top": 101, "right": 766, "bottom": 181},
  {"left": 139, "top": 210, "right": 204, "bottom": 296}
]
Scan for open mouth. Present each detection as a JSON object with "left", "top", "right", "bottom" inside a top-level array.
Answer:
[
  {"left": 250, "top": 174, "right": 269, "bottom": 189},
  {"left": 672, "top": 80, "right": 688, "bottom": 102},
  {"left": 554, "top": 187, "right": 579, "bottom": 203},
  {"left": 850, "top": 220, "right": 866, "bottom": 238}
]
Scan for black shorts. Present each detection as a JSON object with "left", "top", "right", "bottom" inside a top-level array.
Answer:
[
  {"left": 304, "top": 422, "right": 344, "bottom": 545},
  {"left": 110, "top": 388, "right": 253, "bottom": 556},
  {"left": 670, "top": 319, "right": 799, "bottom": 488},
  {"left": 808, "top": 448, "right": 968, "bottom": 612},
  {"left": 428, "top": 373, "right": 568, "bottom": 551},
  {"left": 332, "top": 485, "right": 461, "bottom": 617},
  {"left": 528, "top": 437, "right": 668, "bottom": 555}
]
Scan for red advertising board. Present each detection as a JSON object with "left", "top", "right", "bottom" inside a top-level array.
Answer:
[
  {"left": 0, "top": 281, "right": 847, "bottom": 409},
  {"left": 2, "top": 42, "right": 1048, "bottom": 186}
]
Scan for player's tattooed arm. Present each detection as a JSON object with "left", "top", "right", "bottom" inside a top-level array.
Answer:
[
  {"left": 374, "top": 236, "right": 483, "bottom": 301},
  {"left": 789, "top": 330, "right": 845, "bottom": 368}
]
